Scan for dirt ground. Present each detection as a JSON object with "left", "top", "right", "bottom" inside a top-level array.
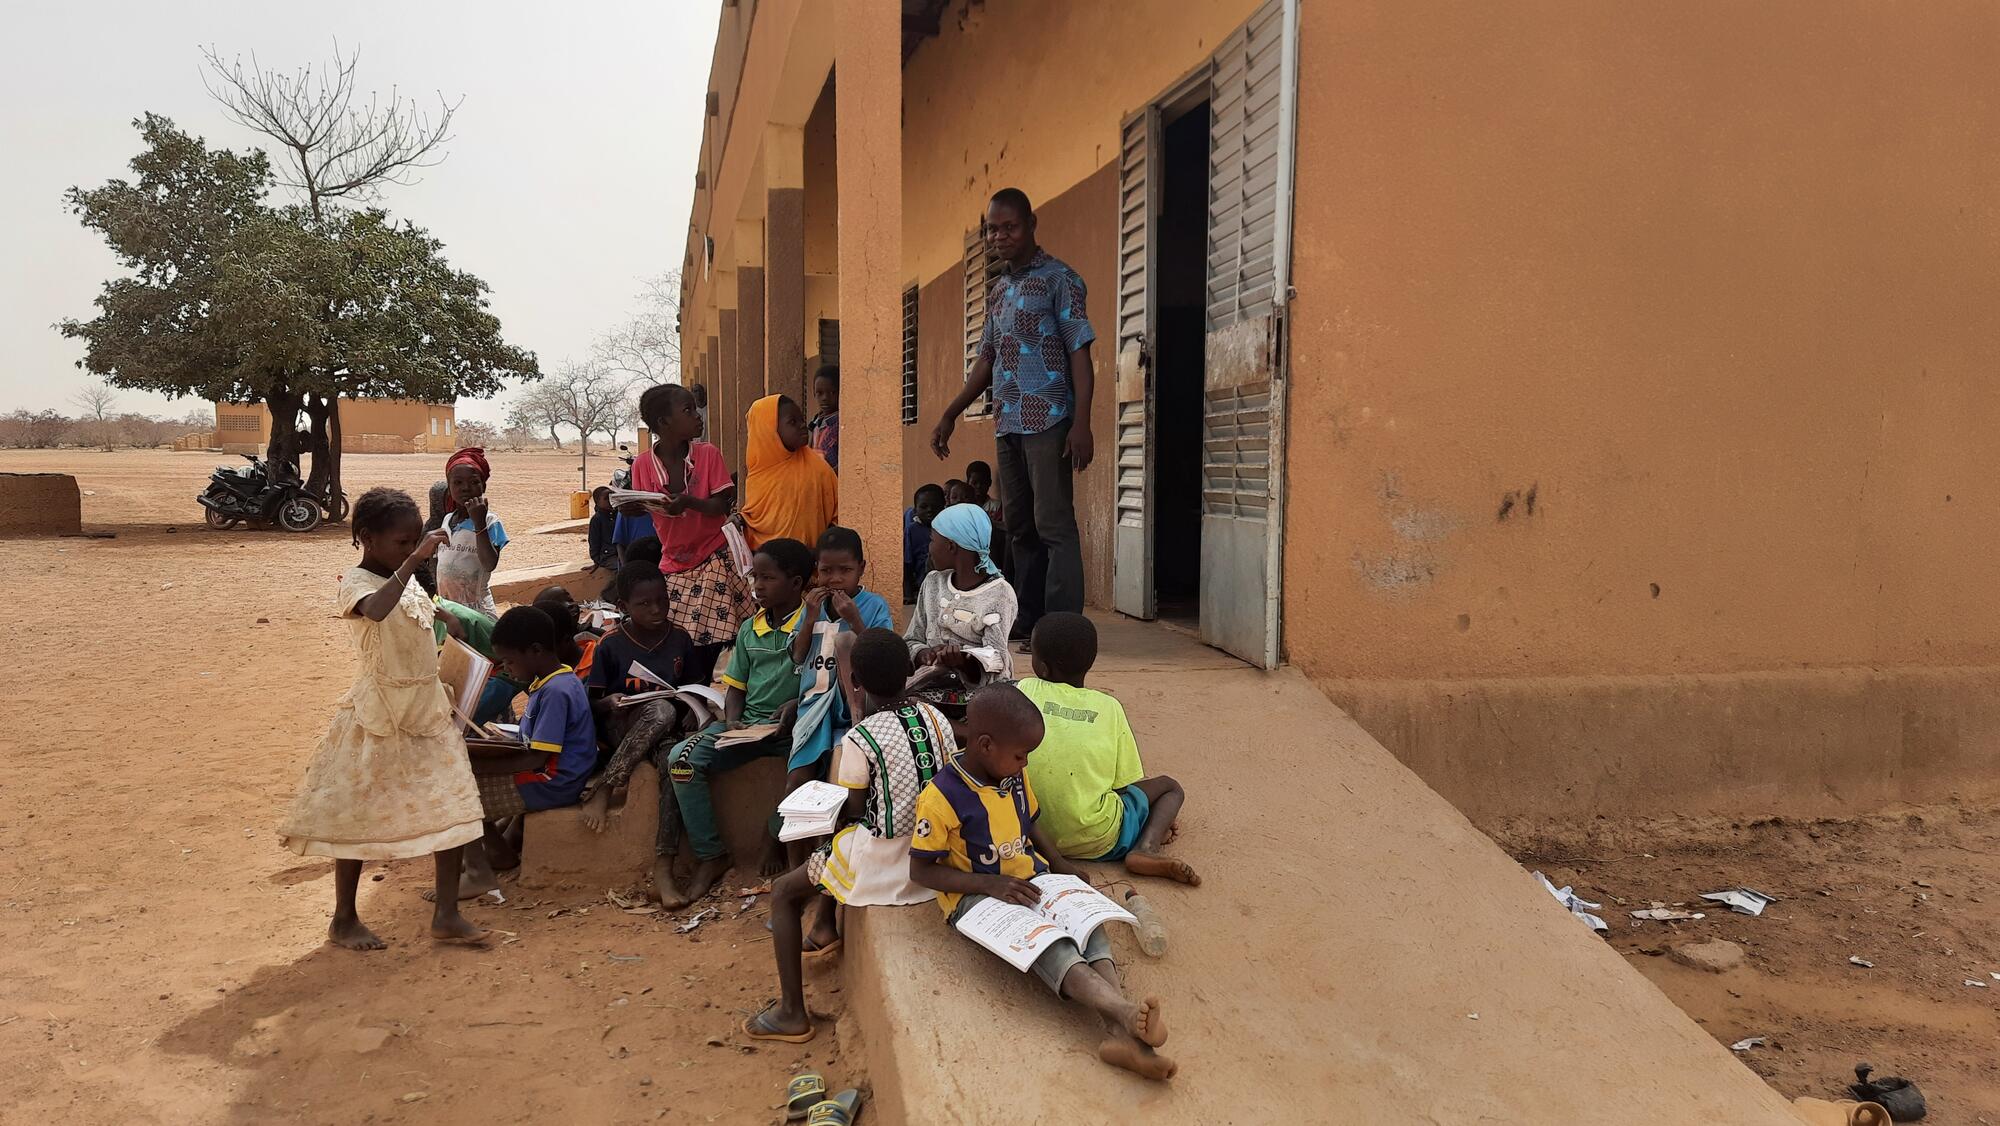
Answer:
[
  {"left": 0, "top": 449, "right": 854, "bottom": 1125},
  {"left": 1498, "top": 809, "right": 2000, "bottom": 1124},
  {"left": 13, "top": 449, "right": 2000, "bottom": 1124}
]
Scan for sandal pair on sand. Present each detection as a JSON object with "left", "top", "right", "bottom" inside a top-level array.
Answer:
[{"left": 784, "top": 1072, "right": 863, "bottom": 1124}]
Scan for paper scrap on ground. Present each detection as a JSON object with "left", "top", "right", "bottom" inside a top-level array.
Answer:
[
  {"left": 1730, "top": 1037, "right": 1767, "bottom": 1051},
  {"left": 1631, "top": 907, "right": 1705, "bottom": 922},
  {"left": 1849, "top": 956, "right": 1874, "bottom": 968},
  {"left": 1965, "top": 979, "right": 1989, "bottom": 988},
  {"left": 1532, "top": 871, "right": 1609, "bottom": 933},
  {"left": 1699, "top": 888, "right": 1775, "bottom": 916},
  {"left": 676, "top": 907, "right": 716, "bottom": 934}
]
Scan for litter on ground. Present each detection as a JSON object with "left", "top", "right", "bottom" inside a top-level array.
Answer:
[{"left": 1699, "top": 888, "right": 1776, "bottom": 917}]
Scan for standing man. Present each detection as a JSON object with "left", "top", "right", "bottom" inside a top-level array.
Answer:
[{"left": 931, "top": 188, "right": 1095, "bottom": 637}]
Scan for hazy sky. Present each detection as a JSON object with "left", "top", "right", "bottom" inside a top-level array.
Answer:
[{"left": 0, "top": 1, "right": 715, "bottom": 423}]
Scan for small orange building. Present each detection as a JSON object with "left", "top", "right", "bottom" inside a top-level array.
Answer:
[{"left": 210, "top": 398, "right": 457, "bottom": 455}]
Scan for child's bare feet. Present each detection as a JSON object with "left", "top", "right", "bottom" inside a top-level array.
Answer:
[
  {"left": 652, "top": 856, "right": 692, "bottom": 909},
  {"left": 579, "top": 788, "right": 613, "bottom": 833},
  {"left": 684, "top": 855, "right": 732, "bottom": 903},
  {"left": 1162, "top": 820, "right": 1181, "bottom": 845},
  {"left": 1128, "top": 996, "right": 1168, "bottom": 1047},
  {"left": 758, "top": 835, "right": 789, "bottom": 878},
  {"left": 1098, "top": 1034, "right": 1177, "bottom": 1080},
  {"left": 1125, "top": 851, "right": 1201, "bottom": 886},
  {"left": 429, "top": 909, "right": 491, "bottom": 946},
  {"left": 328, "top": 916, "right": 385, "bottom": 950}
]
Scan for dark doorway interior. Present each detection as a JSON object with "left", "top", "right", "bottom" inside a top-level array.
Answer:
[{"left": 1152, "top": 100, "right": 1210, "bottom": 621}]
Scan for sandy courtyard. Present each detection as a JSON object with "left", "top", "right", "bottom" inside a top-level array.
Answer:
[
  {"left": 0, "top": 449, "right": 849, "bottom": 1125},
  {"left": 9, "top": 448, "right": 2000, "bottom": 1122}
]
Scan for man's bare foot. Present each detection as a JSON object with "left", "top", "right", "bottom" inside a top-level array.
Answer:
[
  {"left": 652, "top": 856, "right": 692, "bottom": 910},
  {"left": 1126, "top": 851, "right": 1201, "bottom": 887},
  {"left": 1162, "top": 820, "right": 1181, "bottom": 846},
  {"left": 328, "top": 916, "right": 385, "bottom": 950},
  {"left": 1098, "top": 1034, "right": 1177, "bottom": 1080},
  {"left": 758, "top": 836, "right": 789, "bottom": 878},
  {"left": 684, "top": 855, "right": 732, "bottom": 903},
  {"left": 1129, "top": 996, "right": 1168, "bottom": 1047},
  {"left": 429, "top": 910, "right": 492, "bottom": 946},
  {"left": 579, "top": 788, "right": 613, "bottom": 833}
]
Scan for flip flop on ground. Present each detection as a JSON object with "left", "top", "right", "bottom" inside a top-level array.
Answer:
[
  {"left": 783, "top": 1071, "right": 827, "bottom": 1120},
  {"left": 744, "top": 1002, "right": 815, "bottom": 1044}
]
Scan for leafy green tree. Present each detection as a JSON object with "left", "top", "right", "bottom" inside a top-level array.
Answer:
[{"left": 61, "top": 115, "right": 537, "bottom": 517}]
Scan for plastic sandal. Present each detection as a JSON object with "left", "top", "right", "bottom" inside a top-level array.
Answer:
[
  {"left": 805, "top": 1089, "right": 863, "bottom": 1126},
  {"left": 785, "top": 1072, "right": 828, "bottom": 1120}
]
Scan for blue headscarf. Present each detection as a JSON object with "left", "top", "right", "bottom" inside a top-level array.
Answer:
[{"left": 932, "top": 502, "right": 1001, "bottom": 577}]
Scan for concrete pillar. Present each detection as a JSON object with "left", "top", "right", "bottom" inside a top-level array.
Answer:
[
  {"left": 735, "top": 220, "right": 767, "bottom": 407},
  {"left": 765, "top": 125, "right": 808, "bottom": 408},
  {"left": 835, "top": 0, "right": 902, "bottom": 586},
  {"left": 717, "top": 274, "right": 740, "bottom": 484}
]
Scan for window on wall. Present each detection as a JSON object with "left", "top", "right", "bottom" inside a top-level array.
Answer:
[
  {"left": 443, "top": 417, "right": 452, "bottom": 435},
  {"left": 431, "top": 418, "right": 439, "bottom": 436},
  {"left": 901, "top": 284, "right": 919, "bottom": 424},
  {"left": 962, "top": 226, "right": 1001, "bottom": 418}
]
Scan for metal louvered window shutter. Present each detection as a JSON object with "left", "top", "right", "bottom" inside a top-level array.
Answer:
[
  {"left": 1115, "top": 110, "right": 1154, "bottom": 535},
  {"left": 962, "top": 227, "right": 998, "bottom": 417},
  {"left": 900, "top": 286, "right": 919, "bottom": 425},
  {"left": 1207, "top": 0, "right": 1284, "bottom": 330}
]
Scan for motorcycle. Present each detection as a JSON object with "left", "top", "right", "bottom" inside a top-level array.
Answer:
[{"left": 197, "top": 453, "right": 323, "bottom": 533}]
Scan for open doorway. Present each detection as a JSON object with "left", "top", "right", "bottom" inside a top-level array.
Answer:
[{"left": 1151, "top": 99, "right": 1211, "bottom": 624}]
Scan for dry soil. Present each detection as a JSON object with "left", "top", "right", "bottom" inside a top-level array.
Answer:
[
  {"left": 0, "top": 449, "right": 852, "bottom": 1125},
  {"left": 1499, "top": 809, "right": 2000, "bottom": 1124}
]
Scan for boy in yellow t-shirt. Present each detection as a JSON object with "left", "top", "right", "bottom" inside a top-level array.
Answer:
[
  {"left": 1017, "top": 613, "right": 1198, "bottom": 886},
  {"left": 909, "top": 684, "right": 1175, "bottom": 1081}
]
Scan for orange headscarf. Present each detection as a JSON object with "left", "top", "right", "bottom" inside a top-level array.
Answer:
[{"left": 739, "top": 395, "right": 838, "bottom": 548}]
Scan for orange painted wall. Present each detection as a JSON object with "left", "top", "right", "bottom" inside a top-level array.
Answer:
[{"left": 1283, "top": 0, "right": 2000, "bottom": 682}]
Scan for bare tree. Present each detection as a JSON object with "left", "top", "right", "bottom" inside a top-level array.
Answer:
[
  {"left": 72, "top": 379, "right": 119, "bottom": 450},
  {"left": 201, "top": 43, "right": 460, "bottom": 221},
  {"left": 592, "top": 271, "right": 682, "bottom": 386},
  {"left": 506, "top": 384, "right": 567, "bottom": 450},
  {"left": 536, "top": 361, "right": 631, "bottom": 488},
  {"left": 454, "top": 419, "right": 500, "bottom": 448}
]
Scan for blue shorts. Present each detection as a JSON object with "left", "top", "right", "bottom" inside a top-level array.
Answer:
[{"left": 1089, "top": 784, "right": 1151, "bottom": 862}]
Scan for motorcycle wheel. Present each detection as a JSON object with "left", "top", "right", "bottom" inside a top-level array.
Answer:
[
  {"left": 204, "top": 507, "right": 240, "bottom": 530},
  {"left": 277, "top": 496, "right": 323, "bottom": 533}
]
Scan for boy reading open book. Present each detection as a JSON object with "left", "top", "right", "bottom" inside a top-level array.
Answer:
[{"left": 909, "top": 684, "right": 1175, "bottom": 1081}]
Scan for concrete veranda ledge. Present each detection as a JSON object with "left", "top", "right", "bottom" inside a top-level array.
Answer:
[{"left": 839, "top": 616, "right": 1801, "bottom": 1123}]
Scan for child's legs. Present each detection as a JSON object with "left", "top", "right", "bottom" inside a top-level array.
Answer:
[
  {"left": 672, "top": 729, "right": 785, "bottom": 861},
  {"left": 767, "top": 866, "right": 816, "bottom": 1027},
  {"left": 1129, "top": 775, "right": 1185, "bottom": 855},
  {"left": 333, "top": 858, "right": 363, "bottom": 922},
  {"left": 651, "top": 739, "right": 686, "bottom": 859}
]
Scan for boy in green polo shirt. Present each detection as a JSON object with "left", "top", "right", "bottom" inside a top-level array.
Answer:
[{"left": 667, "top": 538, "right": 814, "bottom": 903}]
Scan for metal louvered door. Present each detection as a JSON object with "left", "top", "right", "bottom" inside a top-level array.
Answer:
[
  {"left": 1113, "top": 107, "right": 1160, "bottom": 620},
  {"left": 1201, "top": 0, "right": 1292, "bottom": 667}
]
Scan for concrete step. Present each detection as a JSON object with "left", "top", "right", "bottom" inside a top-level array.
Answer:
[{"left": 841, "top": 616, "right": 1801, "bottom": 1123}]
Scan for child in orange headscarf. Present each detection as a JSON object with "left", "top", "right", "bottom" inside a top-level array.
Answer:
[{"left": 738, "top": 395, "right": 838, "bottom": 550}]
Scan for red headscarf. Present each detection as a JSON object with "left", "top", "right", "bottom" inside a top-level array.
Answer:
[{"left": 443, "top": 447, "right": 490, "bottom": 511}]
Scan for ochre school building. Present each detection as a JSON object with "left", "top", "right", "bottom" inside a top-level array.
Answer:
[
  {"left": 679, "top": 0, "right": 2000, "bottom": 824},
  {"left": 203, "top": 398, "right": 458, "bottom": 456}
]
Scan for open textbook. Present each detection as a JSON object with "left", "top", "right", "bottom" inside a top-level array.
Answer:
[
  {"left": 776, "top": 780, "right": 848, "bottom": 842},
  {"left": 953, "top": 874, "right": 1137, "bottom": 972},
  {"left": 617, "top": 661, "right": 726, "bottom": 726},
  {"left": 437, "top": 637, "right": 492, "bottom": 733}
]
